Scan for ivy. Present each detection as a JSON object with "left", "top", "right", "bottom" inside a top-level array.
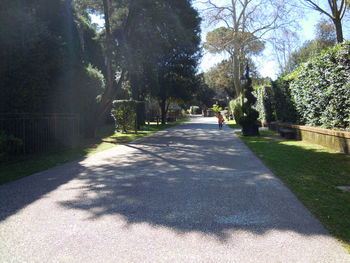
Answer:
[{"left": 288, "top": 41, "right": 350, "bottom": 130}]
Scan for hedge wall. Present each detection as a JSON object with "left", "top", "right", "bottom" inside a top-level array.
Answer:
[
  {"left": 111, "top": 100, "right": 145, "bottom": 133},
  {"left": 288, "top": 41, "right": 350, "bottom": 130}
]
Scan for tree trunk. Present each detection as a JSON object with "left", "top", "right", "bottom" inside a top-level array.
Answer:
[
  {"left": 89, "top": 0, "right": 117, "bottom": 137},
  {"left": 93, "top": 70, "right": 126, "bottom": 136},
  {"left": 160, "top": 98, "right": 166, "bottom": 125},
  {"left": 232, "top": 54, "right": 241, "bottom": 98},
  {"left": 333, "top": 18, "right": 344, "bottom": 43},
  {"left": 103, "top": 0, "right": 113, "bottom": 91}
]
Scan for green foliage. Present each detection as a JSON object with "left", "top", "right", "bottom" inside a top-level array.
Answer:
[
  {"left": 272, "top": 79, "right": 297, "bottom": 123},
  {"left": 255, "top": 85, "right": 275, "bottom": 123},
  {"left": 285, "top": 19, "right": 336, "bottom": 73},
  {"left": 204, "top": 60, "right": 235, "bottom": 98},
  {"left": 111, "top": 100, "right": 138, "bottom": 133},
  {"left": 135, "top": 101, "right": 146, "bottom": 128},
  {"left": 0, "top": 0, "right": 105, "bottom": 139},
  {"left": 238, "top": 68, "right": 259, "bottom": 136},
  {"left": 78, "top": 64, "right": 105, "bottom": 137},
  {"left": 195, "top": 74, "right": 216, "bottom": 107},
  {"left": 0, "top": 131, "right": 23, "bottom": 161},
  {"left": 204, "top": 27, "right": 264, "bottom": 57},
  {"left": 190, "top": 106, "right": 201, "bottom": 114},
  {"left": 288, "top": 41, "right": 350, "bottom": 129},
  {"left": 229, "top": 98, "right": 243, "bottom": 124},
  {"left": 211, "top": 105, "right": 222, "bottom": 113}
]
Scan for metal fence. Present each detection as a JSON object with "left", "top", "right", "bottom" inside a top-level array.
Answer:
[{"left": 0, "top": 113, "right": 80, "bottom": 155}]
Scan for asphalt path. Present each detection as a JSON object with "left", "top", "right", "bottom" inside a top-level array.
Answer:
[{"left": 0, "top": 116, "right": 349, "bottom": 262}]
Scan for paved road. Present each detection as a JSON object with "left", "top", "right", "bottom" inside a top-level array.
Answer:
[{"left": 0, "top": 117, "right": 349, "bottom": 262}]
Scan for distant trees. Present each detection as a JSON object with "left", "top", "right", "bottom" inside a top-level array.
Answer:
[
  {"left": 195, "top": 74, "right": 216, "bottom": 110},
  {"left": 75, "top": 0, "right": 201, "bottom": 125},
  {"left": 302, "top": 0, "right": 348, "bottom": 43},
  {"left": 284, "top": 18, "right": 337, "bottom": 73},
  {"left": 1, "top": 0, "right": 202, "bottom": 138},
  {"left": 203, "top": 59, "right": 260, "bottom": 101},
  {"left": 201, "top": 0, "right": 294, "bottom": 98}
]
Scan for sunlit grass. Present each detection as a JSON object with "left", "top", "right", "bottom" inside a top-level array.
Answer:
[
  {"left": 0, "top": 118, "right": 189, "bottom": 185},
  {"left": 237, "top": 130, "right": 350, "bottom": 253},
  {"left": 225, "top": 119, "right": 241, "bottom": 129}
]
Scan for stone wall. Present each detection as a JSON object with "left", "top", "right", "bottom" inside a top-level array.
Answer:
[{"left": 269, "top": 122, "right": 350, "bottom": 155}]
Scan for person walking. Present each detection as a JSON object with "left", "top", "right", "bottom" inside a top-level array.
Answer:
[{"left": 217, "top": 111, "right": 224, "bottom": 130}]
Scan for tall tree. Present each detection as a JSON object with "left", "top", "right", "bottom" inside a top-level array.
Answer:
[
  {"left": 73, "top": 0, "right": 128, "bottom": 134},
  {"left": 114, "top": 0, "right": 201, "bottom": 124},
  {"left": 204, "top": 28, "right": 264, "bottom": 97},
  {"left": 201, "top": 0, "right": 294, "bottom": 98},
  {"left": 302, "top": 0, "right": 347, "bottom": 43}
]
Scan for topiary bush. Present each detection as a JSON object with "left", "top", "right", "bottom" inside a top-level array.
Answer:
[
  {"left": 288, "top": 41, "right": 350, "bottom": 130},
  {"left": 239, "top": 67, "right": 259, "bottom": 136}
]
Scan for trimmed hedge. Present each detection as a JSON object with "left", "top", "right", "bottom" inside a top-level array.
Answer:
[
  {"left": 229, "top": 97, "right": 243, "bottom": 124},
  {"left": 255, "top": 85, "right": 274, "bottom": 123},
  {"left": 111, "top": 100, "right": 145, "bottom": 133},
  {"left": 288, "top": 41, "right": 350, "bottom": 130}
]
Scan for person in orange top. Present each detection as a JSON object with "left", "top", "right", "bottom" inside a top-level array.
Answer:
[{"left": 217, "top": 111, "right": 224, "bottom": 130}]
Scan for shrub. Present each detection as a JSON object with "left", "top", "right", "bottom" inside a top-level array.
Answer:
[
  {"left": 111, "top": 100, "right": 137, "bottom": 133},
  {"left": 238, "top": 68, "right": 259, "bottom": 136},
  {"left": 229, "top": 98, "right": 243, "bottom": 124},
  {"left": 288, "top": 41, "right": 350, "bottom": 129},
  {"left": 272, "top": 79, "right": 297, "bottom": 123},
  {"left": 0, "top": 131, "right": 23, "bottom": 161},
  {"left": 255, "top": 85, "right": 274, "bottom": 123},
  {"left": 211, "top": 105, "right": 222, "bottom": 113},
  {"left": 190, "top": 106, "right": 201, "bottom": 114},
  {"left": 135, "top": 101, "right": 146, "bottom": 128}
]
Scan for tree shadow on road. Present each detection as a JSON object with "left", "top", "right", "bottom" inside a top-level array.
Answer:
[{"left": 53, "top": 123, "right": 330, "bottom": 242}]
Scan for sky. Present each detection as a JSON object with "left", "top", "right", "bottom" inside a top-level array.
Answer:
[
  {"left": 91, "top": 1, "right": 350, "bottom": 80},
  {"left": 193, "top": 2, "right": 321, "bottom": 79},
  {"left": 194, "top": 1, "right": 350, "bottom": 79}
]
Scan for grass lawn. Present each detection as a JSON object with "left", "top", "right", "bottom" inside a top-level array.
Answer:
[
  {"left": 237, "top": 130, "right": 350, "bottom": 252},
  {"left": 0, "top": 118, "right": 189, "bottom": 185},
  {"left": 225, "top": 119, "right": 241, "bottom": 129}
]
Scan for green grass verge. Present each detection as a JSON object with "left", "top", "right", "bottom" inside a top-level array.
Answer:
[
  {"left": 237, "top": 130, "right": 350, "bottom": 253},
  {"left": 0, "top": 118, "right": 189, "bottom": 185},
  {"left": 225, "top": 119, "right": 241, "bottom": 129}
]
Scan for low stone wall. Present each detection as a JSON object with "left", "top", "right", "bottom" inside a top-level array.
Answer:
[{"left": 269, "top": 122, "right": 350, "bottom": 155}]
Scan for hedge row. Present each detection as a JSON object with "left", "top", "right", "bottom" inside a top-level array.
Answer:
[
  {"left": 111, "top": 100, "right": 145, "bottom": 133},
  {"left": 288, "top": 41, "right": 350, "bottom": 130},
  {"left": 254, "top": 81, "right": 297, "bottom": 124},
  {"left": 255, "top": 41, "right": 349, "bottom": 130}
]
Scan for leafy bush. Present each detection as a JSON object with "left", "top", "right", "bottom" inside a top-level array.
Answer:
[
  {"left": 255, "top": 85, "right": 275, "bottom": 123},
  {"left": 111, "top": 100, "right": 137, "bottom": 133},
  {"left": 272, "top": 79, "right": 297, "bottom": 123},
  {"left": 238, "top": 69, "right": 259, "bottom": 136},
  {"left": 190, "top": 106, "right": 201, "bottom": 114},
  {"left": 288, "top": 41, "right": 350, "bottom": 129},
  {"left": 135, "top": 101, "right": 145, "bottom": 128},
  {"left": 229, "top": 98, "right": 243, "bottom": 124},
  {"left": 0, "top": 131, "right": 22, "bottom": 161},
  {"left": 211, "top": 105, "right": 222, "bottom": 113}
]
